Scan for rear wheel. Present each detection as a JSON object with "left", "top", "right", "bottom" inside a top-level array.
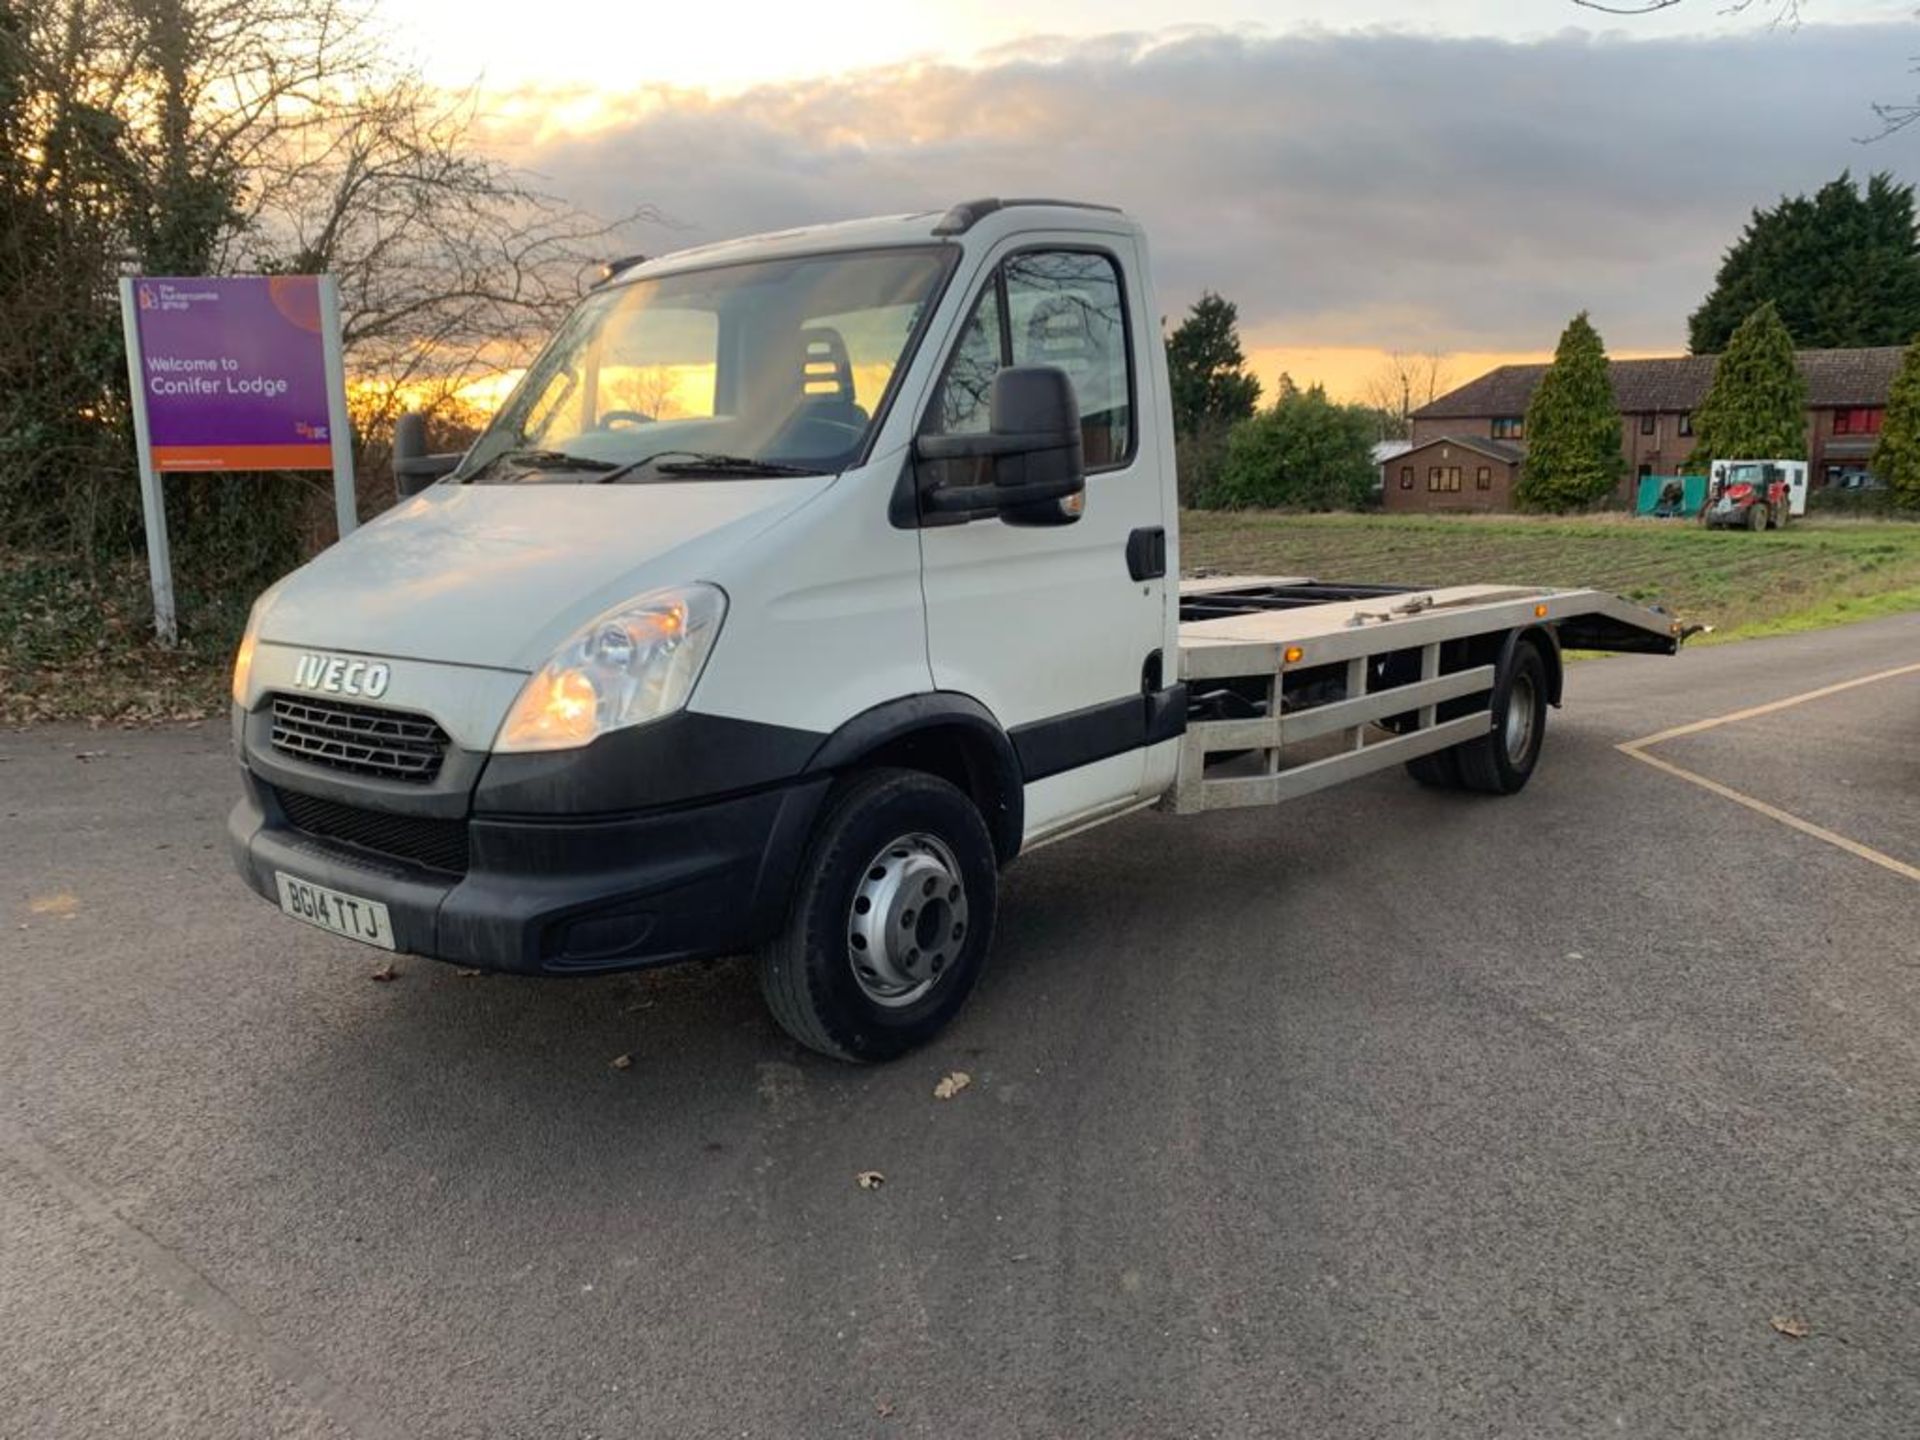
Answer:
[
  {"left": 1404, "top": 747, "right": 1461, "bottom": 788},
  {"left": 757, "top": 768, "right": 997, "bottom": 1062},
  {"left": 1406, "top": 640, "right": 1550, "bottom": 794},
  {"left": 1453, "top": 641, "right": 1549, "bottom": 794}
]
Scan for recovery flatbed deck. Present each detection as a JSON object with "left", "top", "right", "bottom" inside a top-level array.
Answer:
[{"left": 1170, "top": 576, "right": 1685, "bottom": 814}]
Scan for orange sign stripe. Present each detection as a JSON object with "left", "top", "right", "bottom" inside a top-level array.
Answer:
[{"left": 150, "top": 443, "right": 334, "bottom": 472}]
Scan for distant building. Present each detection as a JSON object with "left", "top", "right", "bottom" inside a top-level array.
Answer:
[{"left": 1384, "top": 347, "right": 1903, "bottom": 513}]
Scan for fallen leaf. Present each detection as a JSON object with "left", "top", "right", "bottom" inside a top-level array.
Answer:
[
  {"left": 28, "top": 894, "right": 78, "bottom": 917},
  {"left": 933, "top": 1070, "right": 972, "bottom": 1100},
  {"left": 73, "top": 750, "right": 108, "bottom": 762},
  {"left": 455, "top": 968, "right": 483, "bottom": 978},
  {"left": 875, "top": 1400, "right": 896, "bottom": 1419},
  {"left": 610, "top": 1054, "right": 633, "bottom": 1071},
  {"left": 370, "top": 962, "right": 398, "bottom": 982},
  {"left": 1771, "top": 1315, "right": 1810, "bottom": 1340},
  {"left": 856, "top": 1170, "right": 886, "bottom": 1190}
]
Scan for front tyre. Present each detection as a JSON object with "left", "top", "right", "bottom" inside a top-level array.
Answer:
[{"left": 757, "top": 768, "right": 998, "bottom": 1062}]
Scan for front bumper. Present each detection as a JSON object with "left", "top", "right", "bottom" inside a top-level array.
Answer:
[{"left": 229, "top": 769, "right": 830, "bottom": 975}]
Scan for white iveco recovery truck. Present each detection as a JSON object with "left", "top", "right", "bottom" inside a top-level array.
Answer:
[{"left": 230, "top": 199, "right": 1687, "bottom": 1061}]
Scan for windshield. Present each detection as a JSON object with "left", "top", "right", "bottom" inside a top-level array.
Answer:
[{"left": 460, "top": 247, "right": 952, "bottom": 482}]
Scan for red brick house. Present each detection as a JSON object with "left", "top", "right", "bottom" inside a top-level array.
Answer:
[
  {"left": 1385, "top": 347, "right": 1903, "bottom": 512},
  {"left": 1385, "top": 436, "right": 1523, "bottom": 512}
]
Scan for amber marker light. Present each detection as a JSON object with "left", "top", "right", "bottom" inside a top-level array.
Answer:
[
  {"left": 1284, "top": 645, "right": 1305, "bottom": 664},
  {"left": 1534, "top": 604, "right": 1550, "bottom": 618}
]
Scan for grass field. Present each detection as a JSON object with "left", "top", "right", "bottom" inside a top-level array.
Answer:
[{"left": 1181, "top": 511, "right": 1920, "bottom": 641}]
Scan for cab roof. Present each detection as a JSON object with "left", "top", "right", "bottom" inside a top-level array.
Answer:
[{"left": 618, "top": 199, "right": 1137, "bottom": 283}]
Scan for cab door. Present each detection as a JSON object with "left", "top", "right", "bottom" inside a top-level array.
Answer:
[{"left": 914, "top": 237, "right": 1170, "bottom": 842}]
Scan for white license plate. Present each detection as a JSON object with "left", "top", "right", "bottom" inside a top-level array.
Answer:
[{"left": 274, "top": 872, "right": 395, "bottom": 951}]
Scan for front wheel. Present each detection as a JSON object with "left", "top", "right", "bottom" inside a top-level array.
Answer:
[
  {"left": 1746, "top": 502, "right": 1769, "bottom": 532},
  {"left": 757, "top": 768, "right": 998, "bottom": 1062}
]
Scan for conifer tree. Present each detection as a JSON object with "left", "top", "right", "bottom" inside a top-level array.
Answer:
[
  {"left": 1871, "top": 335, "right": 1920, "bottom": 510},
  {"left": 1690, "top": 172, "right": 1920, "bottom": 354},
  {"left": 1689, "top": 302, "right": 1808, "bottom": 467},
  {"left": 1514, "top": 312, "right": 1624, "bottom": 512}
]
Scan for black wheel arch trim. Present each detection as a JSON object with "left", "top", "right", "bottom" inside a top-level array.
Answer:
[
  {"left": 805, "top": 692, "right": 1026, "bottom": 863},
  {"left": 1503, "top": 624, "right": 1563, "bottom": 708}
]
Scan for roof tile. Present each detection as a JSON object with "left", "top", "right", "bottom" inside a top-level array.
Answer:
[{"left": 1413, "top": 347, "right": 1906, "bottom": 419}]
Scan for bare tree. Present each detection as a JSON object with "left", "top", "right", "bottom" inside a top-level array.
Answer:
[
  {"left": 1571, "top": 0, "right": 1920, "bottom": 138},
  {"left": 251, "top": 72, "right": 657, "bottom": 460},
  {"left": 1363, "top": 351, "right": 1453, "bottom": 440},
  {"left": 1570, "top": 0, "right": 1800, "bottom": 19},
  {"left": 2, "top": 0, "right": 654, "bottom": 562}
]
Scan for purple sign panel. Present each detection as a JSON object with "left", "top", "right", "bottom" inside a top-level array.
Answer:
[{"left": 130, "top": 276, "right": 334, "bottom": 471}]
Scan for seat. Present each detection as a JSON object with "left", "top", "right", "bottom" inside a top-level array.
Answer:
[{"left": 768, "top": 326, "right": 870, "bottom": 462}]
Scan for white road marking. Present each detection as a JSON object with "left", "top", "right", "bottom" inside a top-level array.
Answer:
[
  {"left": 1617, "top": 661, "right": 1920, "bottom": 885},
  {"left": 0, "top": 1115, "right": 409, "bottom": 1440}
]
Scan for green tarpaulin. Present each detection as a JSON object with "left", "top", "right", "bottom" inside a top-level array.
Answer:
[{"left": 1636, "top": 474, "right": 1707, "bottom": 516}]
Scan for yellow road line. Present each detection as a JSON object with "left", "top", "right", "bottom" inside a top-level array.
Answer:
[{"left": 1617, "top": 662, "right": 1920, "bottom": 885}]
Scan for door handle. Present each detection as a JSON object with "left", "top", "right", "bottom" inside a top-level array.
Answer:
[{"left": 1126, "top": 526, "right": 1167, "bottom": 582}]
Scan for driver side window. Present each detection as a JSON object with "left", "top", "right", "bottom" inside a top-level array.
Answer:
[
  {"left": 922, "top": 249, "right": 1133, "bottom": 470},
  {"left": 926, "top": 281, "right": 1003, "bottom": 436}
]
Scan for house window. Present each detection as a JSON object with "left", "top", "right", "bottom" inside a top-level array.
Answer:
[
  {"left": 1639, "top": 413, "right": 1656, "bottom": 435},
  {"left": 1833, "top": 408, "right": 1884, "bottom": 436},
  {"left": 1428, "top": 467, "right": 1442, "bottom": 492},
  {"left": 1638, "top": 463, "right": 1654, "bottom": 480},
  {"left": 1491, "top": 416, "right": 1524, "bottom": 440},
  {"left": 1428, "top": 466, "right": 1462, "bottom": 493},
  {"left": 1476, "top": 466, "right": 1492, "bottom": 490},
  {"left": 1399, "top": 466, "right": 1414, "bottom": 490},
  {"left": 1677, "top": 412, "right": 1693, "bottom": 437}
]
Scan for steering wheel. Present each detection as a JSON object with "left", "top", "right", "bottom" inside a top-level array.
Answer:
[{"left": 597, "top": 409, "right": 655, "bottom": 429}]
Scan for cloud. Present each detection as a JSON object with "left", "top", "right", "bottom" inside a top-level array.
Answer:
[{"left": 486, "top": 23, "right": 1913, "bottom": 359}]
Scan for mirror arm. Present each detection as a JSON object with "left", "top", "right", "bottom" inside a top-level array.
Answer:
[
  {"left": 912, "top": 430, "right": 1070, "bottom": 463},
  {"left": 397, "top": 453, "right": 463, "bottom": 481},
  {"left": 924, "top": 476, "right": 1076, "bottom": 516},
  {"left": 921, "top": 481, "right": 1002, "bottom": 516}
]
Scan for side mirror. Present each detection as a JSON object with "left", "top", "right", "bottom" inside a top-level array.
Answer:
[
  {"left": 912, "top": 366, "right": 1087, "bottom": 525},
  {"left": 392, "top": 412, "right": 463, "bottom": 497}
]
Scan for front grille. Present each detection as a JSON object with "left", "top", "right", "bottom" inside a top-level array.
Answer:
[
  {"left": 273, "top": 787, "right": 470, "bottom": 875},
  {"left": 270, "top": 695, "right": 449, "bottom": 783}
]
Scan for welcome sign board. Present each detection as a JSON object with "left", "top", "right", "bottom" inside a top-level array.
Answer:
[
  {"left": 129, "top": 277, "right": 337, "bottom": 471},
  {"left": 120, "top": 274, "right": 357, "bottom": 642}
]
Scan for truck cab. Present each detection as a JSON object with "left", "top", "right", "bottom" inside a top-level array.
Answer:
[
  {"left": 233, "top": 200, "right": 1184, "bottom": 1057},
  {"left": 231, "top": 198, "right": 1684, "bottom": 1061}
]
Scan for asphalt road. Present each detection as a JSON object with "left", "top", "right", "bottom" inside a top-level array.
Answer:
[{"left": 3, "top": 613, "right": 1916, "bottom": 1440}]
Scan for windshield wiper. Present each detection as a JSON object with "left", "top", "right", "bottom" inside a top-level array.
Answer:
[
  {"left": 596, "top": 451, "right": 825, "bottom": 484},
  {"left": 460, "top": 448, "right": 617, "bottom": 483}
]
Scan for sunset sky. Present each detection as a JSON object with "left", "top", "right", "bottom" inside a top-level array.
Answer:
[{"left": 393, "top": 1, "right": 1913, "bottom": 401}]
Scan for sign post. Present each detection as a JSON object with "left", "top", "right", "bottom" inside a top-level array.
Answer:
[{"left": 119, "top": 275, "right": 355, "bottom": 645}]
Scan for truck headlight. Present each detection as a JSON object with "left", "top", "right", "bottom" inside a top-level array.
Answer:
[
  {"left": 231, "top": 600, "right": 265, "bottom": 705},
  {"left": 496, "top": 583, "right": 727, "bottom": 753}
]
